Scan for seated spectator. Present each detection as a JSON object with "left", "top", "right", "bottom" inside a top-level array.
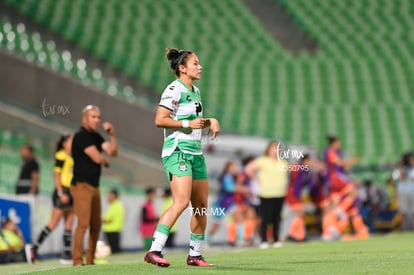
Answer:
[
  {"left": 359, "top": 180, "right": 380, "bottom": 232},
  {"left": 0, "top": 218, "right": 25, "bottom": 264},
  {"left": 397, "top": 169, "right": 414, "bottom": 230}
]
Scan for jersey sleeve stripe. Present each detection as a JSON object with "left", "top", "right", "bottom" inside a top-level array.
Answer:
[{"left": 159, "top": 104, "right": 174, "bottom": 112}]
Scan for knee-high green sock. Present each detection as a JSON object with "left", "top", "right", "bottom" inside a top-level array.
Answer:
[
  {"left": 149, "top": 224, "right": 171, "bottom": 252},
  {"left": 189, "top": 232, "right": 204, "bottom": 256}
]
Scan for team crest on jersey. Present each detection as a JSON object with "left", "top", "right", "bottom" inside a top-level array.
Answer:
[{"left": 178, "top": 162, "right": 188, "bottom": 172}]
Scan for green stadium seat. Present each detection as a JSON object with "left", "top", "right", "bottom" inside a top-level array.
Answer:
[{"left": 1, "top": 0, "right": 413, "bottom": 165}]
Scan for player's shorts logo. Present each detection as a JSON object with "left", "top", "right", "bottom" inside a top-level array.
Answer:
[{"left": 179, "top": 162, "right": 188, "bottom": 172}]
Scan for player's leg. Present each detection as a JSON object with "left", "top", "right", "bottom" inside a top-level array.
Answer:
[
  {"left": 30, "top": 208, "right": 63, "bottom": 262},
  {"left": 31, "top": 189, "right": 65, "bottom": 263},
  {"left": 243, "top": 206, "right": 257, "bottom": 245},
  {"left": 153, "top": 175, "right": 192, "bottom": 246},
  {"left": 105, "top": 232, "right": 120, "bottom": 253},
  {"left": 61, "top": 187, "right": 74, "bottom": 263},
  {"left": 259, "top": 198, "right": 272, "bottom": 247},
  {"left": 337, "top": 184, "right": 357, "bottom": 212},
  {"left": 145, "top": 175, "right": 192, "bottom": 267},
  {"left": 60, "top": 208, "right": 74, "bottom": 264},
  {"left": 86, "top": 186, "right": 101, "bottom": 265},
  {"left": 71, "top": 183, "right": 93, "bottom": 266},
  {"left": 188, "top": 179, "right": 210, "bottom": 262},
  {"left": 227, "top": 221, "right": 237, "bottom": 245},
  {"left": 207, "top": 221, "right": 221, "bottom": 238},
  {"left": 186, "top": 179, "right": 213, "bottom": 266},
  {"left": 350, "top": 213, "right": 369, "bottom": 239},
  {"left": 288, "top": 205, "right": 306, "bottom": 242},
  {"left": 186, "top": 153, "right": 213, "bottom": 267},
  {"left": 272, "top": 197, "right": 284, "bottom": 247},
  {"left": 322, "top": 209, "right": 342, "bottom": 241},
  {"left": 206, "top": 198, "right": 228, "bottom": 243}
]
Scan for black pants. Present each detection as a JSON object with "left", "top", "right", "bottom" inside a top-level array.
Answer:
[
  {"left": 104, "top": 232, "right": 121, "bottom": 253},
  {"left": 259, "top": 197, "right": 285, "bottom": 242}
]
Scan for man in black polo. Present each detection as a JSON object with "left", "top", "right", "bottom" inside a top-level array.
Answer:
[
  {"left": 70, "top": 105, "right": 118, "bottom": 266},
  {"left": 16, "top": 144, "right": 39, "bottom": 195}
]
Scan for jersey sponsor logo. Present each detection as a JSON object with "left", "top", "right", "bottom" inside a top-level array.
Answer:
[
  {"left": 195, "top": 102, "right": 202, "bottom": 116},
  {"left": 161, "top": 95, "right": 173, "bottom": 101},
  {"left": 178, "top": 162, "right": 188, "bottom": 172}
]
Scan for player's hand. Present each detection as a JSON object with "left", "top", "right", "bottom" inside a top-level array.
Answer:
[
  {"left": 103, "top": 122, "right": 115, "bottom": 136},
  {"left": 189, "top": 118, "right": 207, "bottom": 129},
  {"left": 207, "top": 118, "right": 220, "bottom": 139},
  {"left": 351, "top": 156, "right": 360, "bottom": 164},
  {"left": 60, "top": 193, "right": 69, "bottom": 204},
  {"left": 102, "top": 157, "right": 110, "bottom": 168}
]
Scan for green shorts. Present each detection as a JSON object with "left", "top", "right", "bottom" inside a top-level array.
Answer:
[{"left": 162, "top": 150, "right": 208, "bottom": 182}]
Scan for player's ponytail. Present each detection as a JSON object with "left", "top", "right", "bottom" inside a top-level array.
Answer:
[
  {"left": 326, "top": 135, "right": 338, "bottom": 145},
  {"left": 166, "top": 48, "right": 193, "bottom": 76},
  {"left": 55, "top": 134, "right": 71, "bottom": 153}
]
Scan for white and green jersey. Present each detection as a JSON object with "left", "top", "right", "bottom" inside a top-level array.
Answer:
[{"left": 159, "top": 79, "right": 204, "bottom": 157}]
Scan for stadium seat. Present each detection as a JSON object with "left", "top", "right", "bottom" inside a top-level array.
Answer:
[{"left": 1, "top": 0, "right": 413, "bottom": 165}]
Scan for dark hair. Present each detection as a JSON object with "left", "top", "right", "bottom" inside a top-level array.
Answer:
[
  {"left": 1, "top": 218, "right": 12, "bottom": 228},
  {"left": 166, "top": 48, "right": 193, "bottom": 76},
  {"left": 402, "top": 152, "right": 414, "bottom": 167},
  {"left": 146, "top": 187, "right": 156, "bottom": 195},
  {"left": 163, "top": 188, "right": 172, "bottom": 197},
  {"left": 55, "top": 134, "right": 71, "bottom": 153},
  {"left": 219, "top": 161, "right": 236, "bottom": 183},
  {"left": 242, "top": 156, "right": 255, "bottom": 167},
  {"left": 327, "top": 135, "right": 339, "bottom": 145},
  {"left": 22, "top": 144, "right": 34, "bottom": 153},
  {"left": 109, "top": 188, "right": 118, "bottom": 198},
  {"left": 263, "top": 141, "right": 278, "bottom": 156}
]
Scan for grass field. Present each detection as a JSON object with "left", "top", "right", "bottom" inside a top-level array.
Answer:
[{"left": 1, "top": 233, "right": 413, "bottom": 274}]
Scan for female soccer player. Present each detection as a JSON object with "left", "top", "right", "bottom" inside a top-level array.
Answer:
[
  {"left": 30, "top": 135, "right": 74, "bottom": 264},
  {"left": 324, "top": 136, "right": 359, "bottom": 211},
  {"left": 144, "top": 48, "right": 220, "bottom": 267},
  {"left": 208, "top": 161, "right": 249, "bottom": 240}
]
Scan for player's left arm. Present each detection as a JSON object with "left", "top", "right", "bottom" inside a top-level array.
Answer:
[
  {"left": 245, "top": 159, "right": 260, "bottom": 180},
  {"left": 29, "top": 170, "right": 39, "bottom": 195},
  {"left": 204, "top": 118, "right": 220, "bottom": 138},
  {"left": 102, "top": 122, "right": 118, "bottom": 157},
  {"left": 102, "top": 211, "right": 112, "bottom": 224}
]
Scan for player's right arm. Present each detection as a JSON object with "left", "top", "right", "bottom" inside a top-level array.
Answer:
[
  {"left": 244, "top": 158, "right": 261, "bottom": 181},
  {"left": 54, "top": 152, "right": 69, "bottom": 203},
  {"left": 84, "top": 146, "right": 109, "bottom": 167},
  {"left": 155, "top": 107, "right": 206, "bottom": 129},
  {"left": 328, "top": 151, "right": 359, "bottom": 168},
  {"left": 155, "top": 84, "right": 206, "bottom": 129}
]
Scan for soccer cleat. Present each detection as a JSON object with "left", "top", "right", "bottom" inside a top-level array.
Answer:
[
  {"left": 259, "top": 242, "right": 270, "bottom": 249},
  {"left": 144, "top": 251, "right": 170, "bottom": 267},
  {"left": 273, "top": 241, "right": 283, "bottom": 248},
  {"left": 25, "top": 244, "right": 39, "bottom": 264},
  {"left": 60, "top": 251, "right": 73, "bottom": 265},
  {"left": 187, "top": 255, "right": 214, "bottom": 267}
]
